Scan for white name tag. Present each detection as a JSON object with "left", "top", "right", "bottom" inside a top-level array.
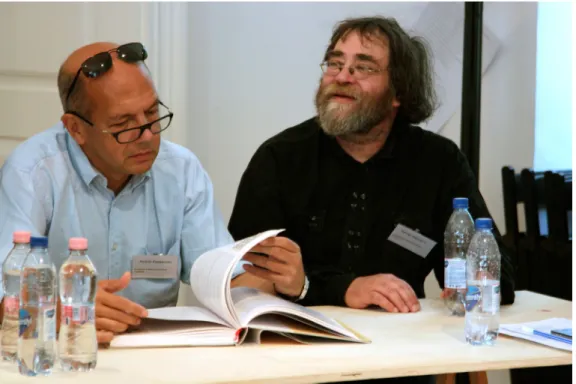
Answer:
[
  {"left": 132, "top": 255, "right": 178, "bottom": 279},
  {"left": 388, "top": 224, "right": 437, "bottom": 258}
]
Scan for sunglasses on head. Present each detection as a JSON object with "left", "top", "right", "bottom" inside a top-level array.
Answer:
[{"left": 65, "top": 42, "right": 148, "bottom": 108}]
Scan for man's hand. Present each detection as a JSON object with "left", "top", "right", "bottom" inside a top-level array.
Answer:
[
  {"left": 242, "top": 237, "right": 305, "bottom": 297},
  {"left": 95, "top": 272, "right": 147, "bottom": 344},
  {"left": 345, "top": 274, "right": 420, "bottom": 313}
]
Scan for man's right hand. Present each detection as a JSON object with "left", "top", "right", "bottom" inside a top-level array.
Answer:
[
  {"left": 344, "top": 274, "right": 420, "bottom": 313},
  {"left": 95, "top": 272, "right": 148, "bottom": 344}
]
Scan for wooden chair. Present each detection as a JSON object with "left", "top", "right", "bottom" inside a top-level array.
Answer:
[{"left": 436, "top": 371, "right": 488, "bottom": 384}]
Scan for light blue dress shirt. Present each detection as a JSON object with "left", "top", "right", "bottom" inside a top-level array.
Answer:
[{"left": 0, "top": 123, "right": 240, "bottom": 308}]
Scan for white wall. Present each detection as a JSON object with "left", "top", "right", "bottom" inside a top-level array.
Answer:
[{"left": 533, "top": 1, "right": 573, "bottom": 171}]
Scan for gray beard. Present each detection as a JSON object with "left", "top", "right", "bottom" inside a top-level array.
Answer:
[{"left": 315, "top": 87, "right": 393, "bottom": 141}]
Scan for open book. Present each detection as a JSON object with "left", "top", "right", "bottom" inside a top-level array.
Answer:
[{"left": 111, "top": 229, "right": 369, "bottom": 347}]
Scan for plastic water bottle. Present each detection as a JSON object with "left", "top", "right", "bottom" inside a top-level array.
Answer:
[
  {"left": 1, "top": 231, "right": 31, "bottom": 361},
  {"left": 443, "top": 197, "right": 474, "bottom": 316},
  {"left": 17, "top": 236, "right": 57, "bottom": 376},
  {"left": 58, "top": 237, "right": 98, "bottom": 372},
  {"left": 465, "top": 218, "right": 501, "bottom": 346}
]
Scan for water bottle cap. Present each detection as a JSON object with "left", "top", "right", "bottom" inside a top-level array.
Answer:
[
  {"left": 30, "top": 236, "right": 48, "bottom": 248},
  {"left": 475, "top": 218, "right": 493, "bottom": 230},
  {"left": 69, "top": 237, "right": 88, "bottom": 250},
  {"left": 13, "top": 231, "right": 31, "bottom": 243},
  {"left": 453, "top": 197, "right": 469, "bottom": 209}
]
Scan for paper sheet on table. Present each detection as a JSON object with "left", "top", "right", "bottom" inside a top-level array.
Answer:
[
  {"left": 411, "top": 2, "right": 502, "bottom": 133},
  {"left": 499, "top": 318, "right": 572, "bottom": 352}
]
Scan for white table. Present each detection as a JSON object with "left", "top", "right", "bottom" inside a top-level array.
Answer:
[{"left": 0, "top": 291, "right": 571, "bottom": 383}]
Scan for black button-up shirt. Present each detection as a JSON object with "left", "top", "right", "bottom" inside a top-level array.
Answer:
[{"left": 229, "top": 117, "right": 515, "bottom": 307}]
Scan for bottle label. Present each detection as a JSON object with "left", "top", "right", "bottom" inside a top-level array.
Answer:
[
  {"left": 18, "top": 309, "right": 32, "bottom": 336},
  {"left": 62, "top": 304, "right": 94, "bottom": 326},
  {"left": 4, "top": 296, "right": 19, "bottom": 317},
  {"left": 465, "top": 286, "right": 481, "bottom": 311},
  {"left": 444, "top": 259, "right": 466, "bottom": 289},
  {"left": 482, "top": 284, "right": 500, "bottom": 313},
  {"left": 45, "top": 307, "right": 56, "bottom": 340},
  {"left": 465, "top": 284, "right": 500, "bottom": 313}
]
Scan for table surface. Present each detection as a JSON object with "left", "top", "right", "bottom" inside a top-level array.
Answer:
[{"left": 0, "top": 290, "right": 571, "bottom": 383}]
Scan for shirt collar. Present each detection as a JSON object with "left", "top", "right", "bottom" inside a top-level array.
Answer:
[
  {"left": 66, "top": 131, "right": 100, "bottom": 187},
  {"left": 66, "top": 131, "right": 152, "bottom": 191}
]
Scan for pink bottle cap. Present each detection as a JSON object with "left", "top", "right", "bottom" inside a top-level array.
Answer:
[
  {"left": 69, "top": 237, "right": 88, "bottom": 250},
  {"left": 13, "top": 231, "right": 31, "bottom": 243}
]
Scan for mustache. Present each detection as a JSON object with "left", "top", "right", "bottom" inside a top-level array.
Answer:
[{"left": 320, "top": 84, "right": 360, "bottom": 101}]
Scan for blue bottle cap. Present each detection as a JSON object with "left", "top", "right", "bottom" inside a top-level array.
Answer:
[
  {"left": 30, "top": 236, "right": 48, "bottom": 248},
  {"left": 453, "top": 197, "right": 469, "bottom": 209},
  {"left": 475, "top": 218, "right": 493, "bottom": 230}
]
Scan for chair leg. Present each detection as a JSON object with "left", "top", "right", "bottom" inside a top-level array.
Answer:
[
  {"left": 436, "top": 374, "right": 456, "bottom": 384},
  {"left": 470, "top": 371, "right": 488, "bottom": 384},
  {"left": 436, "top": 371, "right": 487, "bottom": 384}
]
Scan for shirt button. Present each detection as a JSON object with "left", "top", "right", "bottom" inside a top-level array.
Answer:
[{"left": 112, "top": 243, "right": 118, "bottom": 251}]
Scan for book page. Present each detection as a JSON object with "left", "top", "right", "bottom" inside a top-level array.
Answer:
[
  {"left": 231, "top": 287, "right": 366, "bottom": 342},
  {"left": 145, "top": 306, "right": 230, "bottom": 326},
  {"left": 110, "top": 319, "right": 240, "bottom": 348},
  {"left": 189, "top": 229, "right": 284, "bottom": 328},
  {"left": 499, "top": 318, "right": 572, "bottom": 352}
]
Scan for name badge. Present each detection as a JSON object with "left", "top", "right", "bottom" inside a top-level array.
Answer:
[
  {"left": 388, "top": 224, "right": 436, "bottom": 258},
  {"left": 132, "top": 254, "right": 178, "bottom": 279}
]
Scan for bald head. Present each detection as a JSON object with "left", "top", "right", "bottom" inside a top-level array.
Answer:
[{"left": 57, "top": 42, "right": 120, "bottom": 116}]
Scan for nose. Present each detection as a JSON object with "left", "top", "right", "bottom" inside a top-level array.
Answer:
[
  {"left": 138, "top": 126, "right": 155, "bottom": 142},
  {"left": 333, "top": 65, "right": 356, "bottom": 84}
]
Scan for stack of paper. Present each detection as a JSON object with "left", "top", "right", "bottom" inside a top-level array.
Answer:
[{"left": 499, "top": 318, "right": 572, "bottom": 352}]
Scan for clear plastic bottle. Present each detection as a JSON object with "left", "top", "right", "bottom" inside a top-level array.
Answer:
[
  {"left": 17, "top": 236, "right": 57, "bottom": 376},
  {"left": 443, "top": 197, "right": 474, "bottom": 316},
  {"left": 465, "top": 218, "right": 501, "bottom": 346},
  {"left": 58, "top": 237, "right": 98, "bottom": 372},
  {"left": 1, "top": 231, "right": 31, "bottom": 361}
]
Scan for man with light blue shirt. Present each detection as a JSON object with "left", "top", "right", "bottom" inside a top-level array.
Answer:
[{"left": 0, "top": 42, "right": 288, "bottom": 345}]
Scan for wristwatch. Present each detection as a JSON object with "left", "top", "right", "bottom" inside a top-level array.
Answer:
[{"left": 278, "top": 275, "right": 310, "bottom": 302}]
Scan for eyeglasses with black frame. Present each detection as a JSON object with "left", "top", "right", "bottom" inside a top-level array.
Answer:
[{"left": 67, "top": 101, "right": 174, "bottom": 144}]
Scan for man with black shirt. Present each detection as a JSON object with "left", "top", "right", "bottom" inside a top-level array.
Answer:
[{"left": 230, "top": 16, "right": 515, "bottom": 321}]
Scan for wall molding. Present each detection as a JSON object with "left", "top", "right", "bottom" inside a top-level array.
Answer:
[{"left": 141, "top": 3, "right": 190, "bottom": 147}]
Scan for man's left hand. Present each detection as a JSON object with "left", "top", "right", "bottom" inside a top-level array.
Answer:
[{"left": 242, "top": 237, "right": 305, "bottom": 297}]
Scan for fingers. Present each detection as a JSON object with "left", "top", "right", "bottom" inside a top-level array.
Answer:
[
  {"left": 96, "top": 303, "right": 142, "bottom": 326},
  {"left": 99, "top": 272, "right": 131, "bottom": 293},
  {"left": 96, "top": 289, "right": 148, "bottom": 317},
  {"left": 372, "top": 275, "right": 420, "bottom": 313},
  {"left": 370, "top": 291, "right": 398, "bottom": 313},
  {"left": 242, "top": 252, "right": 291, "bottom": 275},
  {"left": 242, "top": 263, "right": 283, "bottom": 283},
  {"left": 394, "top": 280, "right": 420, "bottom": 312},
  {"left": 258, "top": 237, "right": 300, "bottom": 253},
  {"left": 97, "top": 330, "right": 114, "bottom": 345},
  {"left": 96, "top": 317, "right": 129, "bottom": 333},
  {"left": 384, "top": 289, "right": 410, "bottom": 313}
]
